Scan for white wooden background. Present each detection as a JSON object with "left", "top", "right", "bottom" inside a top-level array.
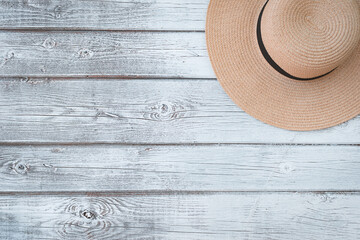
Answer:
[{"left": 0, "top": 0, "right": 359, "bottom": 239}]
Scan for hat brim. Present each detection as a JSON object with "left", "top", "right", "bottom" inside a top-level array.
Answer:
[{"left": 206, "top": 0, "right": 360, "bottom": 131}]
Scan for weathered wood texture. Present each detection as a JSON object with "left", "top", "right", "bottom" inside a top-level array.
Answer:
[
  {"left": 1, "top": 79, "right": 359, "bottom": 144},
  {"left": 0, "top": 193, "right": 359, "bottom": 239},
  {"left": 0, "top": 0, "right": 208, "bottom": 31},
  {"left": 0, "top": 31, "right": 213, "bottom": 78},
  {"left": 0, "top": 1, "right": 359, "bottom": 239},
  {"left": 0, "top": 145, "right": 359, "bottom": 192}
]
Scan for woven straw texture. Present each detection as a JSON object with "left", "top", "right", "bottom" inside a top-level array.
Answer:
[{"left": 206, "top": 0, "right": 360, "bottom": 131}]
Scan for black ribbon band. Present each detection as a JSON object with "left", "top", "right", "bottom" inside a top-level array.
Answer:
[{"left": 256, "top": 0, "right": 335, "bottom": 81}]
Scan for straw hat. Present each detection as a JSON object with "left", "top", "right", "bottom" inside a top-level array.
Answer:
[{"left": 206, "top": 0, "right": 360, "bottom": 131}]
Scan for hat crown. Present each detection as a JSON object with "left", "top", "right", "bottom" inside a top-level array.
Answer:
[{"left": 261, "top": 0, "right": 360, "bottom": 79}]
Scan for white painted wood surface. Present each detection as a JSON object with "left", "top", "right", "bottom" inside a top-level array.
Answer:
[
  {"left": 0, "top": 0, "right": 359, "bottom": 239},
  {"left": 1, "top": 193, "right": 359, "bottom": 239},
  {"left": 0, "top": 31, "right": 213, "bottom": 78},
  {"left": 1, "top": 79, "right": 359, "bottom": 144},
  {"left": 0, "top": 0, "right": 208, "bottom": 31},
  {"left": 0, "top": 145, "right": 359, "bottom": 192}
]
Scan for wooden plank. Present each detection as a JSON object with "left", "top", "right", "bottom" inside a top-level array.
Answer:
[
  {"left": 0, "top": 31, "right": 213, "bottom": 78},
  {"left": 0, "top": 145, "right": 359, "bottom": 192},
  {"left": 0, "top": 79, "right": 359, "bottom": 144},
  {"left": 0, "top": 193, "right": 359, "bottom": 239},
  {"left": 0, "top": 0, "right": 208, "bottom": 31}
]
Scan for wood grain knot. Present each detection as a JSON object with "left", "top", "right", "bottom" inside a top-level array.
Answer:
[
  {"left": 42, "top": 38, "right": 56, "bottom": 49},
  {"left": 77, "top": 49, "right": 94, "bottom": 59},
  {"left": 145, "top": 101, "right": 187, "bottom": 121},
  {"left": 5, "top": 51, "right": 14, "bottom": 61},
  {"left": 57, "top": 198, "right": 117, "bottom": 239},
  {"left": 279, "top": 162, "right": 295, "bottom": 174},
  {"left": 81, "top": 209, "right": 97, "bottom": 220},
  {"left": 12, "top": 161, "right": 29, "bottom": 175},
  {"left": 0, "top": 51, "right": 15, "bottom": 67},
  {"left": 54, "top": 5, "right": 63, "bottom": 19},
  {"left": 56, "top": 197, "right": 158, "bottom": 239}
]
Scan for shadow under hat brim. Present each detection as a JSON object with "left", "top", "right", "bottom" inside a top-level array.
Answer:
[{"left": 206, "top": 0, "right": 360, "bottom": 131}]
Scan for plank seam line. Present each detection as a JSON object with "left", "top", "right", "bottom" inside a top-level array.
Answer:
[
  {"left": 0, "top": 77, "right": 218, "bottom": 81},
  {"left": 0, "top": 190, "right": 359, "bottom": 197},
  {"left": 0, "top": 29, "right": 206, "bottom": 33},
  {"left": 0, "top": 142, "right": 358, "bottom": 147}
]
